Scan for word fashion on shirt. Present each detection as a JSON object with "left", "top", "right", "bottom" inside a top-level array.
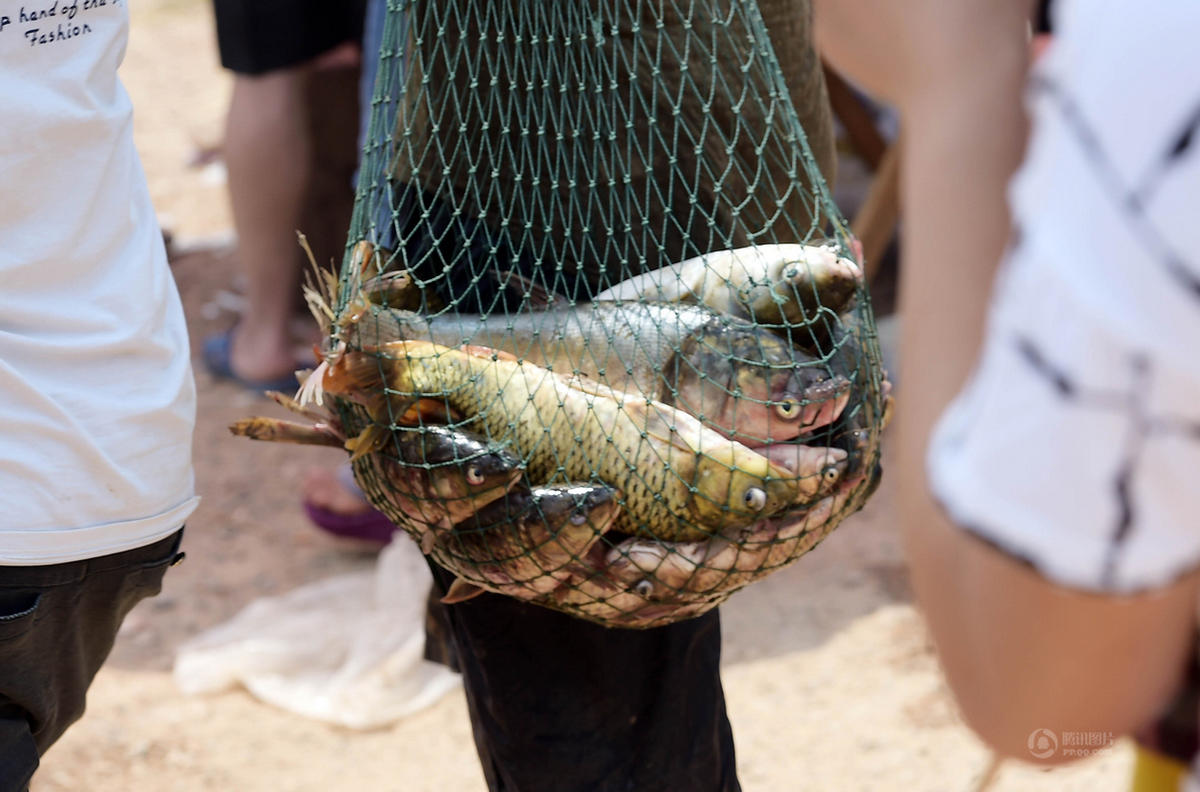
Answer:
[{"left": 0, "top": 0, "right": 116, "bottom": 46}]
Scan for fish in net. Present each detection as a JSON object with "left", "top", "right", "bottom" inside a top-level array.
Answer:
[{"left": 233, "top": 0, "right": 890, "bottom": 628}]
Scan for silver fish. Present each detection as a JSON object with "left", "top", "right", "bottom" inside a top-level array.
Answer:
[{"left": 341, "top": 300, "right": 849, "bottom": 446}]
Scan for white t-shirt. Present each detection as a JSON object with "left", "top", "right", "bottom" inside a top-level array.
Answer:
[
  {"left": 0, "top": 0, "right": 198, "bottom": 564},
  {"left": 929, "top": 1, "right": 1200, "bottom": 592}
]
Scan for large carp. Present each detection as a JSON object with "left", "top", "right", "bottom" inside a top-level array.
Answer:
[
  {"left": 339, "top": 299, "right": 849, "bottom": 447},
  {"left": 312, "top": 339, "right": 847, "bottom": 542}
]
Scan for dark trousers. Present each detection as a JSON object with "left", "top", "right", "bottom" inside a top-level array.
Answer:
[
  {"left": 0, "top": 530, "right": 185, "bottom": 792},
  {"left": 428, "top": 563, "right": 741, "bottom": 792}
]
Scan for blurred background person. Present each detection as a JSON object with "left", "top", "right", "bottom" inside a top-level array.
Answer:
[
  {"left": 204, "top": 0, "right": 396, "bottom": 543},
  {"left": 203, "top": 0, "right": 367, "bottom": 392},
  {"left": 817, "top": 1, "right": 1200, "bottom": 789},
  {"left": 294, "top": 0, "right": 401, "bottom": 545}
]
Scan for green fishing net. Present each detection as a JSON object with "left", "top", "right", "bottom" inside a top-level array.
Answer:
[{"left": 321, "top": 0, "right": 887, "bottom": 628}]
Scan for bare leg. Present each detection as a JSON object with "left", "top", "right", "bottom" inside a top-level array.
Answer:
[{"left": 222, "top": 68, "right": 311, "bottom": 382}]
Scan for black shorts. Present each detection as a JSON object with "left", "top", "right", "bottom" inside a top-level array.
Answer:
[
  {"left": 0, "top": 531, "right": 185, "bottom": 792},
  {"left": 213, "top": 0, "right": 368, "bottom": 75}
]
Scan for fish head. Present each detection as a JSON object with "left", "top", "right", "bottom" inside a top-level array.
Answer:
[
  {"left": 759, "top": 444, "right": 849, "bottom": 503},
  {"left": 687, "top": 445, "right": 799, "bottom": 529},
  {"left": 671, "top": 321, "right": 850, "bottom": 444},
  {"left": 530, "top": 483, "right": 621, "bottom": 545},
  {"left": 604, "top": 542, "right": 684, "bottom": 598},
  {"left": 600, "top": 541, "right": 719, "bottom": 626},
  {"left": 780, "top": 244, "right": 862, "bottom": 317},
  {"left": 739, "top": 243, "right": 862, "bottom": 325},
  {"left": 407, "top": 426, "right": 524, "bottom": 507},
  {"left": 461, "top": 484, "right": 619, "bottom": 582}
]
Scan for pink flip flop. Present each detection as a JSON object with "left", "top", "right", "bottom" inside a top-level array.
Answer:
[
  {"left": 302, "top": 500, "right": 398, "bottom": 546},
  {"left": 302, "top": 464, "right": 398, "bottom": 546}
]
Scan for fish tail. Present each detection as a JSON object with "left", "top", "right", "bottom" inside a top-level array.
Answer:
[
  {"left": 323, "top": 349, "right": 392, "bottom": 396},
  {"left": 345, "top": 424, "right": 389, "bottom": 460},
  {"left": 228, "top": 417, "right": 344, "bottom": 448},
  {"left": 317, "top": 350, "right": 404, "bottom": 423}
]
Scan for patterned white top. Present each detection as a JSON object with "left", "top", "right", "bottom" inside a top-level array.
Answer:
[{"left": 928, "top": 0, "right": 1200, "bottom": 593}]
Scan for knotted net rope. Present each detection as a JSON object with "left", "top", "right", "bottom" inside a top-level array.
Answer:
[{"left": 317, "top": 0, "right": 886, "bottom": 628}]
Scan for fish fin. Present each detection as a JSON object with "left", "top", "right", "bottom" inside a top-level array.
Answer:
[
  {"left": 228, "top": 417, "right": 279, "bottom": 441},
  {"left": 880, "top": 394, "right": 895, "bottom": 430},
  {"left": 461, "top": 344, "right": 519, "bottom": 363},
  {"left": 441, "top": 578, "right": 486, "bottom": 604},
  {"left": 551, "top": 583, "right": 577, "bottom": 604},
  {"left": 302, "top": 283, "right": 335, "bottom": 334},
  {"left": 295, "top": 361, "right": 328, "bottom": 407},
  {"left": 350, "top": 240, "right": 378, "bottom": 277},
  {"left": 266, "top": 390, "right": 325, "bottom": 422},
  {"left": 562, "top": 374, "right": 636, "bottom": 403},
  {"left": 229, "top": 417, "right": 345, "bottom": 448},
  {"left": 298, "top": 232, "right": 336, "bottom": 333},
  {"left": 419, "top": 530, "right": 437, "bottom": 555},
  {"left": 323, "top": 350, "right": 385, "bottom": 393},
  {"left": 345, "top": 424, "right": 389, "bottom": 461},
  {"left": 396, "top": 397, "right": 459, "bottom": 426},
  {"left": 497, "top": 270, "right": 567, "bottom": 310},
  {"left": 339, "top": 292, "right": 376, "bottom": 329}
]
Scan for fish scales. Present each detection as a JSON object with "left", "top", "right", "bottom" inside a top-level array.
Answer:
[
  {"left": 352, "top": 301, "right": 715, "bottom": 396},
  {"left": 341, "top": 300, "right": 848, "bottom": 446},
  {"left": 437, "top": 483, "right": 619, "bottom": 600},
  {"left": 331, "top": 341, "right": 799, "bottom": 541}
]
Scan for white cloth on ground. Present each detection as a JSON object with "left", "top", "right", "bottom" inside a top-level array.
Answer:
[{"left": 173, "top": 537, "right": 460, "bottom": 730}]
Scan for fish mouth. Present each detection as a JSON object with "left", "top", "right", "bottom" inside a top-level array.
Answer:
[
  {"left": 796, "top": 389, "right": 852, "bottom": 435},
  {"left": 796, "top": 373, "right": 852, "bottom": 404},
  {"left": 759, "top": 444, "right": 848, "bottom": 478}
]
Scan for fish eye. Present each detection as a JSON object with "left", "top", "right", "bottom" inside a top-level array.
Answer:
[
  {"left": 774, "top": 399, "right": 800, "bottom": 419},
  {"left": 570, "top": 510, "right": 588, "bottom": 526},
  {"left": 634, "top": 579, "right": 654, "bottom": 598},
  {"left": 743, "top": 487, "right": 767, "bottom": 512},
  {"left": 465, "top": 464, "right": 485, "bottom": 486},
  {"left": 823, "top": 465, "right": 841, "bottom": 484}
]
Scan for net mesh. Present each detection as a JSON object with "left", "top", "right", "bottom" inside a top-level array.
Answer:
[{"left": 307, "top": 0, "right": 887, "bottom": 628}]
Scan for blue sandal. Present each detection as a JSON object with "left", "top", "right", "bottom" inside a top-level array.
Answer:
[{"left": 202, "top": 328, "right": 302, "bottom": 395}]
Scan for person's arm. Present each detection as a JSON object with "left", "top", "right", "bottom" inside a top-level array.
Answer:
[{"left": 817, "top": 0, "right": 1200, "bottom": 763}]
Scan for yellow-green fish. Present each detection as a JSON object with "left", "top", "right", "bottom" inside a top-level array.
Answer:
[
  {"left": 315, "top": 339, "right": 843, "bottom": 541},
  {"left": 339, "top": 300, "right": 850, "bottom": 447}
]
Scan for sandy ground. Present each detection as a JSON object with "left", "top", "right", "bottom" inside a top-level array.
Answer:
[{"left": 31, "top": 2, "right": 1135, "bottom": 790}]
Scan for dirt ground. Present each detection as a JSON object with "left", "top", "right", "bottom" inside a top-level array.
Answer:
[{"left": 32, "top": 2, "right": 1135, "bottom": 790}]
